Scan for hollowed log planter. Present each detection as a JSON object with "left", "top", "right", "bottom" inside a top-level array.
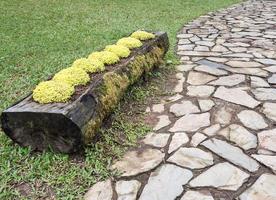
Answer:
[{"left": 1, "top": 32, "right": 169, "bottom": 153}]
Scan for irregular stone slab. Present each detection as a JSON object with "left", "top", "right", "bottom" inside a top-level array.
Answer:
[
  {"left": 195, "top": 41, "right": 215, "bottom": 47},
  {"left": 187, "top": 86, "right": 215, "bottom": 97},
  {"left": 239, "top": 174, "right": 276, "bottom": 200},
  {"left": 178, "top": 44, "right": 195, "bottom": 51},
  {"left": 178, "top": 51, "right": 221, "bottom": 57},
  {"left": 209, "top": 74, "right": 245, "bottom": 86},
  {"left": 214, "top": 106, "right": 233, "bottom": 125},
  {"left": 112, "top": 149, "right": 165, "bottom": 177},
  {"left": 263, "top": 102, "right": 276, "bottom": 122},
  {"left": 201, "top": 138, "right": 260, "bottom": 172},
  {"left": 181, "top": 190, "right": 214, "bottom": 200},
  {"left": 84, "top": 179, "right": 113, "bottom": 200},
  {"left": 197, "top": 59, "right": 228, "bottom": 67},
  {"left": 194, "top": 45, "right": 209, "bottom": 52},
  {"left": 206, "top": 57, "right": 228, "bottom": 63},
  {"left": 237, "top": 110, "right": 268, "bottom": 130},
  {"left": 214, "top": 86, "right": 260, "bottom": 108},
  {"left": 177, "top": 33, "right": 194, "bottom": 38},
  {"left": 251, "top": 155, "right": 276, "bottom": 172},
  {"left": 229, "top": 47, "right": 247, "bottom": 53},
  {"left": 153, "top": 115, "right": 171, "bottom": 131},
  {"left": 191, "top": 132, "right": 207, "bottom": 147},
  {"left": 194, "top": 65, "right": 228, "bottom": 76},
  {"left": 168, "top": 132, "right": 189, "bottom": 154},
  {"left": 218, "top": 124, "right": 257, "bottom": 150},
  {"left": 212, "top": 45, "right": 228, "bottom": 52},
  {"left": 187, "top": 71, "right": 216, "bottom": 85},
  {"left": 198, "top": 99, "right": 215, "bottom": 112},
  {"left": 169, "top": 113, "right": 210, "bottom": 132},
  {"left": 224, "top": 67, "right": 269, "bottom": 77},
  {"left": 223, "top": 53, "right": 253, "bottom": 58},
  {"left": 264, "top": 65, "right": 276, "bottom": 73},
  {"left": 152, "top": 104, "right": 164, "bottom": 113},
  {"left": 255, "top": 58, "right": 276, "bottom": 65},
  {"left": 252, "top": 88, "right": 276, "bottom": 100},
  {"left": 176, "top": 64, "right": 194, "bottom": 72},
  {"left": 268, "top": 74, "right": 276, "bottom": 84},
  {"left": 139, "top": 164, "right": 193, "bottom": 200},
  {"left": 116, "top": 180, "right": 141, "bottom": 200},
  {"left": 258, "top": 129, "right": 276, "bottom": 152},
  {"left": 170, "top": 100, "right": 200, "bottom": 117},
  {"left": 226, "top": 61, "right": 263, "bottom": 68},
  {"left": 143, "top": 133, "right": 170, "bottom": 148},
  {"left": 203, "top": 124, "right": 221, "bottom": 136},
  {"left": 250, "top": 76, "right": 270, "bottom": 87},
  {"left": 174, "top": 73, "right": 185, "bottom": 93},
  {"left": 168, "top": 147, "right": 213, "bottom": 169},
  {"left": 189, "top": 162, "right": 249, "bottom": 190}
]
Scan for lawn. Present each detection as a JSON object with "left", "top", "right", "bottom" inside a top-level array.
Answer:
[{"left": 0, "top": 0, "right": 240, "bottom": 199}]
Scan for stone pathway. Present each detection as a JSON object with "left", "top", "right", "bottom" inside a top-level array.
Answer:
[{"left": 85, "top": 1, "right": 276, "bottom": 199}]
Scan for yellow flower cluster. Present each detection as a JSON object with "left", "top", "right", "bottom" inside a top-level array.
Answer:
[
  {"left": 117, "top": 37, "right": 142, "bottom": 49},
  {"left": 33, "top": 30, "right": 155, "bottom": 104},
  {"left": 53, "top": 67, "right": 90, "bottom": 86},
  {"left": 72, "top": 58, "right": 104, "bottom": 73},
  {"left": 33, "top": 81, "right": 74, "bottom": 104},
  {"left": 88, "top": 51, "right": 119, "bottom": 65},
  {"left": 105, "top": 45, "right": 130, "bottom": 58},
  {"left": 131, "top": 30, "right": 155, "bottom": 40}
]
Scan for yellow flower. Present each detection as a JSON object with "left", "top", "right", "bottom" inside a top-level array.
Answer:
[
  {"left": 72, "top": 58, "right": 104, "bottom": 73},
  {"left": 53, "top": 67, "right": 90, "bottom": 86},
  {"left": 117, "top": 37, "right": 142, "bottom": 49},
  {"left": 104, "top": 44, "right": 130, "bottom": 58},
  {"left": 33, "top": 80, "right": 74, "bottom": 104},
  {"left": 88, "top": 51, "right": 119, "bottom": 65},
  {"left": 131, "top": 30, "right": 155, "bottom": 40}
]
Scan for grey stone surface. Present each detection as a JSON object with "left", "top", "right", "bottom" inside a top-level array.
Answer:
[
  {"left": 202, "top": 139, "right": 260, "bottom": 172},
  {"left": 143, "top": 133, "right": 170, "bottom": 148},
  {"left": 168, "top": 147, "right": 213, "bottom": 169},
  {"left": 214, "top": 86, "right": 260, "bottom": 108},
  {"left": 168, "top": 132, "right": 189, "bottom": 154},
  {"left": 116, "top": 180, "right": 141, "bottom": 200},
  {"left": 112, "top": 149, "right": 165, "bottom": 177},
  {"left": 139, "top": 164, "right": 193, "bottom": 200},
  {"left": 169, "top": 113, "right": 210, "bottom": 132},
  {"left": 153, "top": 115, "right": 171, "bottom": 131},
  {"left": 237, "top": 110, "right": 268, "bottom": 130},
  {"left": 170, "top": 100, "right": 200, "bottom": 117},
  {"left": 84, "top": 179, "right": 113, "bottom": 200},
  {"left": 189, "top": 162, "right": 249, "bottom": 190}
]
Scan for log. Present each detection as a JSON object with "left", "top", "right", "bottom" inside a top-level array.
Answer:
[{"left": 1, "top": 32, "right": 169, "bottom": 153}]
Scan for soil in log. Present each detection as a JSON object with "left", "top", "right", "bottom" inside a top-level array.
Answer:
[{"left": 1, "top": 32, "right": 169, "bottom": 153}]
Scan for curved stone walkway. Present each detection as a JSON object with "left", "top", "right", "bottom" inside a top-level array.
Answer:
[{"left": 85, "top": 1, "right": 276, "bottom": 199}]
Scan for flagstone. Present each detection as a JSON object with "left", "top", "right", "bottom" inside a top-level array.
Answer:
[
  {"left": 258, "top": 129, "right": 276, "bottom": 152},
  {"left": 116, "top": 180, "right": 141, "bottom": 200},
  {"left": 194, "top": 65, "right": 228, "bottom": 76},
  {"left": 187, "top": 86, "right": 215, "bottom": 97},
  {"left": 239, "top": 174, "right": 276, "bottom": 200},
  {"left": 251, "top": 155, "right": 276, "bottom": 172},
  {"left": 252, "top": 88, "right": 276, "bottom": 100},
  {"left": 187, "top": 71, "right": 216, "bottom": 85},
  {"left": 190, "top": 132, "right": 207, "bottom": 147},
  {"left": 198, "top": 99, "right": 215, "bottom": 112},
  {"left": 168, "top": 147, "right": 213, "bottom": 169},
  {"left": 218, "top": 124, "right": 257, "bottom": 150},
  {"left": 170, "top": 100, "right": 200, "bottom": 117},
  {"left": 214, "top": 86, "right": 260, "bottom": 108},
  {"left": 153, "top": 115, "right": 171, "bottom": 131},
  {"left": 201, "top": 138, "right": 260, "bottom": 172},
  {"left": 168, "top": 132, "right": 189, "bottom": 154},
  {"left": 84, "top": 179, "right": 113, "bottom": 200},
  {"left": 250, "top": 76, "right": 270, "bottom": 87},
  {"left": 263, "top": 102, "right": 276, "bottom": 122},
  {"left": 209, "top": 74, "right": 245, "bottom": 86},
  {"left": 143, "top": 133, "right": 170, "bottom": 148},
  {"left": 226, "top": 60, "right": 263, "bottom": 68},
  {"left": 189, "top": 162, "right": 249, "bottom": 190},
  {"left": 237, "top": 110, "right": 268, "bottom": 130},
  {"left": 181, "top": 191, "right": 214, "bottom": 200},
  {"left": 112, "top": 149, "right": 165, "bottom": 177},
  {"left": 169, "top": 113, "right": 210, "bottom": 132},
  {"left": 139, "top": 164, "right": 193, "bottom": 200}
]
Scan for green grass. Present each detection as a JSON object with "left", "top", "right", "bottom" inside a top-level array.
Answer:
[{"left": 0, "top": 0, "right": 241, "bottom": 199}]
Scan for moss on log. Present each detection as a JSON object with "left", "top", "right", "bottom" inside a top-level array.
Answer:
[{"left": 1, "top": 32, "right": 169, "bottom": 153}]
